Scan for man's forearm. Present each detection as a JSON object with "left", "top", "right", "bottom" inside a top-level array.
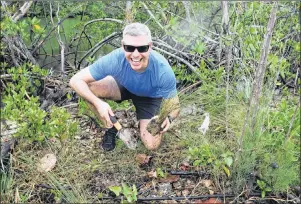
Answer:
[{"left": 69, "top": 78, "right": 101, "bottom": 106}]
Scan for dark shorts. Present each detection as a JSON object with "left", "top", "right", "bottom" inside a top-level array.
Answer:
[{"left": 116, "top": 82, "right": 163, "bottom": 120}]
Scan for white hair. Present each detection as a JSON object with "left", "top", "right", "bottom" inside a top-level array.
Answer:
[{"left": 123, "top": 23, "right": 152, "bottom": 43}]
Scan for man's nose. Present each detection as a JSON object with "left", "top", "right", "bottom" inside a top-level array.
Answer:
[{"left": 132, "top": 48, "right": 140, "bottom": 56}]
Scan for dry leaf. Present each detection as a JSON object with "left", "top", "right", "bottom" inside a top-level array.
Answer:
[
  {"left": 158, "top": 174, "right": 180, "bottom": 183},
  {"left": 202, "top": 179, "right": 213, "bottom": 188},
  {"left": 179, "top": 161, "right": 190, "bottom": 171},
  {"left": 147, "top": 169, "right": 157, "bottom": 178},
  {"left": 182, "top": 189, "right": 190, "bottom": 196},
  {"left": 209, "top": 189, "right": 214, "bottom": 195},
  {"left": 15, "top": 187, "right": 20, "bottom": 203},
  {"left": 203, "top": 198, "right": 222, "bottom": 204},
  {"left": 37, "top": 153, "right": 57, "bottom": 172},
  {"left": 135, "top": 154, "right": 152, "bottom": 165}
]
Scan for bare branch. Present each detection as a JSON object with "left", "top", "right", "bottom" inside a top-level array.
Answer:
[
  {"left": 142, "top": 2, "right": 164, "bottom": 30},
  {"left": 182, "top": 1, "right": 191, "bottom": 22},
  {"left": 12, "top": 1, "right": 33, "bottom": 22},
  {"left": 78, "top": 32, "right": 122, "bottom": 68},
  {"left": 125, "top": 1, "right": 133, "bottom": 24},
  {"left": 152, "top": 46, "right": 201, "bottom": 77},
  {"left": 250, "top": 2, "right": 278, "bottom": 128}
]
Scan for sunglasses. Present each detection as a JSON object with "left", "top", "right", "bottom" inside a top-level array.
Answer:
[{"left": 123, "top": 44, "right": 150, "bottom": 53}]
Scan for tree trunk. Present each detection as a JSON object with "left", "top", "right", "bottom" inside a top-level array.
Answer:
[
  {"left": 250, "top": 2, "right": 278, "bottom": 128},
  {"left": 125, "top": 1, "right": 133, "bottom": 24}
]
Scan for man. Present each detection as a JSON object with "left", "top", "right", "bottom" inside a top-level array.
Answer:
[{"left": 69, "top": 22, "right": 180, "bottom": 151}]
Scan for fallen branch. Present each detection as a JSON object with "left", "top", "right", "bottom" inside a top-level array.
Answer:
[
  {"left": 12, "top": 1, "right": 33, "bottom": 22},
  {"left": 78, "top": 32, "right": 122, "bottom": 68},
  {"left": 152, "top": 46, "right": 201, "bottom": 77}
]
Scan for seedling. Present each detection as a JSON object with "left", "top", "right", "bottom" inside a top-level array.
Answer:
[
  {"left": 109, "top": 182, "right": 137, "bottom": 203},
  {"left": 257, "top": 180, "right": 272, "bottom": 198},
  {"left": 147, "top": 97, "right": 180, "bottom": 135}
]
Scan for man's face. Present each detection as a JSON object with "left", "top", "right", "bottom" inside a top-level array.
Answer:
[{"left": 122, "top": 35, "right": 152, "bottom": 72}]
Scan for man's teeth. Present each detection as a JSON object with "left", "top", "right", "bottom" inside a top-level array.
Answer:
[{"left": 132, "top": 59, "right": 141, "bottom": 62}]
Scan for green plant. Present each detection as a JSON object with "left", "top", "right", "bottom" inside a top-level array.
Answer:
[
  {"left": 257, "top": 180, "right": 272, "bottom": 198},
  {"left": 0, "top": 169, "right": 14, "bottom": 203},
  {"left": 109, "top": 183, "right": 137, "bottom": 203},
  {"left": 2, "top": 63, "right": 78, "bottom": 142},
  {"left": 156, "top": 167, "right": 167, "bottom": 178},
  {"left": 188, "top": 144, "right": 234, "bottom": 177}
]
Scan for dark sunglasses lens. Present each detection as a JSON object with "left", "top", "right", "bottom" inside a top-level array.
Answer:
[
  {"left": 124, "top": 45, "right": 149, "bottom": 53},
  {"left": 124, "top": 45, "right": 135, "bottom": 52},
  {"left": 137, "top": 45, "right": 149, "bottom": 53}
]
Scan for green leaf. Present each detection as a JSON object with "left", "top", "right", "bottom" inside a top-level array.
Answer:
[
  {"left": 97, "top": 192, "right": 103, "bottom": 198},
  {"left": 121, "top": 183, "right": 131, "bottom": 196},
  {"left": 224, "top": 157, "right": 233, "bottom": 167},
  {"left": 109, "top": 186, "right": 121, "bottom": 196},
  {"left": 156, "top": 168, "right": 166, "bottom": 178},
  {"left": 261, "top": 190, "right": 266, "bottom": 198},
  {"left": 222, "top": 165, "right": 230, "bottom": 177}
]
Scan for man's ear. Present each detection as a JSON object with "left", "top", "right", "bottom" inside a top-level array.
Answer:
[{"left": 149, "top": 42, "right": 153, "bottom": 49}]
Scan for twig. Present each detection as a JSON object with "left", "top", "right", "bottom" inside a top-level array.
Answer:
[
  {"left": 78, "top": 32, "right": 122, "bottom": 68},
  {"left": 12, "top": 1, "right": 33, "bottom": 22},
  {"left": 152, "top": 46, "right": 201, "bottom": 77},
  {"left": 142, "top": 2, "right": 164, "bottom": 30},
  {"left": 179, "top": 81, "right": 202, "bottom": 95},
  {"left": 74, "top": 18, "right": 123, "bottom": 67},
  {"left": 152, "top": 40, "right": 200, "bottom": 67},
  {"left": 285, "top": 101, "right": 300, "bottom": 141}
]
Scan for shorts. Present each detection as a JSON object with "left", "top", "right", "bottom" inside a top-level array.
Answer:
[{"left": 115, "top": 81, "right": 163, "bottom": 120}]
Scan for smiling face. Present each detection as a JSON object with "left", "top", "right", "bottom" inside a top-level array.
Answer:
[{"left": 122, "top": 35, "right": 152, "bottom": 72}]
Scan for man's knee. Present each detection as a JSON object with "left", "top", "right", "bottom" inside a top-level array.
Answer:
[
  {"left": 140, "top": 128, "right": 162, "bottom": 151},
  {"left": 143, "top": 140, "right": 160, "bottom": 151},
  {"left": 88, "top": 76, "right": 121, "bottom": 100}
]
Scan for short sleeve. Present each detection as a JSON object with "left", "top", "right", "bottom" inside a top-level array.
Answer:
[
  {"left": 89, "top": 49, "right": 121, "bottom": 80},
  {"left": 159, "top": 69, "right": 177, "bottom": 99}
]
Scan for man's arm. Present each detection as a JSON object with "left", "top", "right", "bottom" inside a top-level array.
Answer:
[
  {"left": 69, "top": 67, "right": 114, "bottom": 127},
  {"left": 159, "top": 95, "right": 180, "bottom": 133}
]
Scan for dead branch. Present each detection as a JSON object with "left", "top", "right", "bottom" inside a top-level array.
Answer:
[
  {"left": 179, "top": 81, "right": 202, "bottom": 95},
  {"left": 222, "top": 1, "right": 231, "bottom": 138},
  {"left": 142, "top": 2, "right": 164, "bottom": 30},
  {"left": 125, "top": 1, "right": 133, "bottom": 24},
  {"left": 250, "top": 2, "right": 278, "bottom": 129},
  {"left": 152, "top": 40, "right": 200, "bottom": 67},
  {"left": 182, "top": 1, "right": 191, "bottom": 22},
  {"left": 74, "top": 18, "right": 123, "bottom": 67},
  {"left": 78, "top": 32, "right": 122, "bottom": 68},
  {"left": 152, "top": 46, "right": 201, "bottom": 77},
  {"left": 12, "top": 1, "right": 33, "bottom": 22},
  {"left": 238, "top": 2, "right": 278, "bottom": 154}
]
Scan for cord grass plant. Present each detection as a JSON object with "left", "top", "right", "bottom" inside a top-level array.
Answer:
[{"left": 146, "top": 97, "right": 180, "bottom": 135}]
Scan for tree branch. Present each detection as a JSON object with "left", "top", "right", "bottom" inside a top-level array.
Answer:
[
  {"left": 12, "top": 1, "right": 33, "bottom": 22},
  {"left": 152, "top": 46, "right": 201, "bottom": 77},
  {"left": 78, "top": 32, "right": 122, "bottom": 68}
]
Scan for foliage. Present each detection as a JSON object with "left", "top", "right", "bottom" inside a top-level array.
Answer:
[
  {"left": 188, "top": 144, "right": 234, "bottom": 177},
  {"left": 257, "top": 180, "right": 272, "bottom": 198},
  {"left": 2, "top": 63, "right": 78, "bottom": 142},
  {"left": 109, "top": 183, "right": 138, "bottom": 203},
  {"left": 0, "top": 168, "right": 14, "bottom": 202}
]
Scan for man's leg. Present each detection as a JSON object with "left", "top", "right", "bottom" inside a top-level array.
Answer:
[
  {"left": 139, "top": 119, "right": 163, "bottom": 150},
  {"left": 86, "top": 76, "right": 122, "bottom": 151},
  {"left": 130, "top": 96, "right": 163, "bottom": 150}
]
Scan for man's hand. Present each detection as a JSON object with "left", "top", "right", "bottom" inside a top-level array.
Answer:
[
  {"left": 160, "top": 117, "right": 171, "bottom": 134},
  {"left": 94, "top": 100, "right": 114, "bottom": 128}
]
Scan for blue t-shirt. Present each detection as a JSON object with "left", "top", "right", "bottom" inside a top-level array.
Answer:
[{"left": 89, "top": 48, "right": 177, "bottom": 99}]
